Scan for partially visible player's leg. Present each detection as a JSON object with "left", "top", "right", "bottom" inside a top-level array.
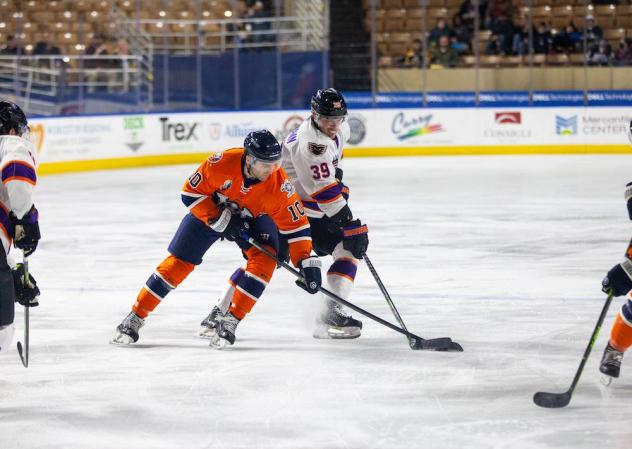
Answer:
[
  {"left": 601, "top": 299, "right": 632, "bottom": 378},
  {"left": 112, "top": 214, "right": 220, "bottom": 345},
  {"left": 314, "top": 243, "right": 362, "bottom": 339},
  {"left": 210, "top": 244, "right": 277, "bottom": 348},
  {"left": 308, "top": 217, "right": 362, "bottom": 339},
  {"left": 198, "top": 267, "right": 243, "bottom": 338},
  {"left": 199, "top": 215, "right": 280, "bottom": 347},
  {"left": 0, "top": 246, "right": 15, "bottom": 354}
]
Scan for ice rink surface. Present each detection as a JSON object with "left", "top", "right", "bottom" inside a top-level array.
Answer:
[{"left": 2, "top": 154, "right": 632, "bottom": 449}]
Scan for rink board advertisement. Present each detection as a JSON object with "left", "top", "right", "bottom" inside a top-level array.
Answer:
[{"left": 31, "top": 107, "right": 632, "bottom": 174}]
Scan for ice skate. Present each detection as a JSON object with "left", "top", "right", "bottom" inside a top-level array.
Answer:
[
  {"left": 111, "top": 312, "right": 145, "bottom": 345},
  {"left": 599, "top": 342, "right": 624, "bottom": 381},
  {"left": 210, "top": 312, "right": 240, "bottom": 349},
  {"left": 313, "top": 300, "right": 362, "bottom": 339},
  {"left": 198, "top": 306, "right": 223, "bottom": 339}
]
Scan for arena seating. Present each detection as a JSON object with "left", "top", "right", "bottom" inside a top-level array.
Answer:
[{"left": 361, "top": 0, "right": 632, "bottom": 67}]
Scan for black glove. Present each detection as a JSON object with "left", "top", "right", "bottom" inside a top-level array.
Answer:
[
  {"left": 12, "top": 264, "right": 40, "bottom": 307},
  {"left": 626, "top": 182, "right": 632, "bottom": 220},
  {"left": 342, "top": 219, "right": 369, "bottom": 259},
  {"left": 602, "top": 263, "right": 632, "bottom": 297},
  {"left": 209, "top": 208, "right": 245, "bottom": 242},
  {"left": 10, "top": 206, "right": 40, "bottom": 257},
  {"left": 296, "top": 256, "right": 322, "bottom": 294}
]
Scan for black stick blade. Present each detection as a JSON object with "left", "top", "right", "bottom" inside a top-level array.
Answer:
[
  {"left": 16, "top": 342, "right": 28, "bottom": 368},
  {"left": 410, "top": 337, "right": 464, "bottom": 352},
  {"left": 533, "top": 391, "right": 571, "bottom": 408}
]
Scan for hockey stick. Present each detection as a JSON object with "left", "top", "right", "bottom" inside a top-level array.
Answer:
[
  {"left": 245, "top": 237, "right": 462, "bottom": 352},
  {"left": 363, "top": 253, "right": 420, "bottom": 349},
  {"left": 16, "top": 256, "right": 29, "bottom": 368},
  {"left": 533, "top": 289, "right": 614, "bottom": 408}
]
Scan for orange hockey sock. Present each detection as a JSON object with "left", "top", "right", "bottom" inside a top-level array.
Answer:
[
  {"left": 132, "top": 255, "right": 195, "bottom": 318},
  {"left": 610, "top": 313, "right": 632, "bottom": 352},
  {"left": 228, "top": 247, "right": 276, "bottom": 320}
]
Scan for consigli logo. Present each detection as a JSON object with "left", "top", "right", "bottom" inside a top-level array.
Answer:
[
  {"left": 556, "top": 115, "right": 578, "bottom": 135},
  {"left": 391, "top": 112, "right": 444, "bottom": 141},
  {"left": 495, "top": 112, "right": 521, "bottom": 125}
]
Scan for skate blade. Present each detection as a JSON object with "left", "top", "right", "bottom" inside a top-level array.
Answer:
[
  {"left": 209, "top": 335, "right": 232, "bottom": 350},
  {"left": 110, "top": 333, "right": 134, "bottom": 346},
  {"left": 312, "top": 325, "right": 361, "bottom": 340},
  {"left": 197, "top": 326, "right": 217, "bottom": 339},
  {"left": 600, "top": 375, "right": 614, "bottom": 387}
]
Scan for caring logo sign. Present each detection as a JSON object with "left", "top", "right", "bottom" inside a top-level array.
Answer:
[{"left": 391, "top": 112, "right": 444, "bottom": 141}]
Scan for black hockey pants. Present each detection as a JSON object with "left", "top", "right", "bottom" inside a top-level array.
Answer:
[{"left": 0, "top": 249, "right": 15, "bottom": 326}]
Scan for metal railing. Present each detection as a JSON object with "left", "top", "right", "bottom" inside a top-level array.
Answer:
[{"left": 0, "top": 55, "right": 147, "bottom": 115}]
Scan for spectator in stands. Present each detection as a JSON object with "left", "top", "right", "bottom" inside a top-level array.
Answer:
[
  {"left": 587, "top": 38, "right": 613, "bottom": 66},
  {"left": 32, "top": 31, "right": 61, "bottom": 81},
  {"left": 245, "top": 0, "right": 271, "bottom": 45},
  {"left": 1, "top": 35, "right": 23, "bottom": 55},
  {"left": 451, "top": 15, "right": 472, "bottom": 55},
  {"left": 484, "top": 0, "right": 513, "bottom": 31},
  {"left": 458, "top": 0, "right": 488, "bottom": 31},
  {"left": 511, "top": 16, "right": 528, "bottom": 56},
  {"left": 398, "top": 38, "right": 423, "bottom": 67},
  {"left": 428, "top": 18, "right": 454, "bottom": 48},
  {"left": 430, "top": 35, "right": 458, "bottom": 68},
  {"left": 109, "top": 38, "right": 131, "bottom": 92},
  {"left": 584, "top": 16, "right": 603, "bottom": 49},
  {"left": 532, "top": 22, "right": 551, "bottom": 55},
  {"left": 486, "top": 13, "right": 513, "bottom": 55},
  {"left": 615, "top": 38, "right": 632, "bottom": 66},
  {"left": 84, "top": 33, "right": 113, "bottom": 93},
  {"left": 33, "top": 32, "right": 61, "bottom": 56},
  {"left": 552, "top": 23, "right": 582, "bottom": 54}
]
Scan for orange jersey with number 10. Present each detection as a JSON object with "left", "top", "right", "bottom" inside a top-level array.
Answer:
[{"left": 181, "top": 148, "right": 312, "bottom": 266}]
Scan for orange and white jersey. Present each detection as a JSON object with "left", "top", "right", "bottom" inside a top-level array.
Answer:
[
  {"left": 181, "top": 148, "right": 313, "bottom": 267},
  {"left": 0, "top": 135, "right": 38, "bottom": 253},
  {"left": 281, "top": 117, "right": 350, "bottom": 219}
]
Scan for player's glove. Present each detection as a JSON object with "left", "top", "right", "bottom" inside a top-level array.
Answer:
[
  {"left": 296, "top": 256, "right": 322, "bottom": 294},
  {"left": 342, "top": 219, "right": 369, "bottom": 259},
  {"left": 602, "top": 262, "right": 632, "bottom": 297},
  {"left": 625, "top": 182, "right": 632, "bottom": 220},
  {"left": 334, "top": 168, "right": 349, "bottom": 200},
  {"left": 12, "top": 264, "right": 40, "bottom": 307},
  {"left": 10, "top": 206, "right": 40, "bottom": 257},
  {"left": 209, "top": 208, "right": 246, "bottom": 242}
]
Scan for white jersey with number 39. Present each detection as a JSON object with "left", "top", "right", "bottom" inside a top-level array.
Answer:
[{"left": 282, "top": 117, "right": 350, "bottom": 219}]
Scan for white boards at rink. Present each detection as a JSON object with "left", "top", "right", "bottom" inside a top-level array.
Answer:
[{"left": 29, "top": 107, "right": 632, "bottom": 175}]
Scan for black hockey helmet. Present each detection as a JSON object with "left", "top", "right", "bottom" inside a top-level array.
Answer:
[
  {"left": 0, "top": 100, "right": 28, "bottom": 136},
  {"left": 244, "top": 129, "right": 282, "bottom": 162},
  {"left": 311, "top": 88, "right": 347, "bottom": 118}
]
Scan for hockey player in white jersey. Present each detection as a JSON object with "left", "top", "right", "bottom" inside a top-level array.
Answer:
[
  {"left": 0, "top": 101, "right": 41, "bottom": 354},
  {"left": 281, "top": 88, "right": 369, "bottom": 339}
]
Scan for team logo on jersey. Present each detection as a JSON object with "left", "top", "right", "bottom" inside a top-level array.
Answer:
[
  {"left": 308, "top": 142, "right": 327, "bottom": 155},
  {"left": 208, "top": 153, "right": 223, "bottom": 163},
  {"left": 219, "top": 179, "right": 232, "bottom": 191},
  {"left": 280, "top": 179, "right": 295, "bottom": 198}
]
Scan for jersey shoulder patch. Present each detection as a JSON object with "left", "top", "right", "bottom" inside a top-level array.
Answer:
[
  {"left": 280, "top": 178, "right": 295, "bottom": 198},
  {"left": 208, "top": 152, "right": 223, "bottom": 163}
]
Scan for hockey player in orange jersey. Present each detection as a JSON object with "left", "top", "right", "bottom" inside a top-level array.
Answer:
[
  {"left": 599, "top": 121, "right": 632, "bottom": 379},
  {"left": 111, "top": 130, "right": 322, "bottom": 348}
]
